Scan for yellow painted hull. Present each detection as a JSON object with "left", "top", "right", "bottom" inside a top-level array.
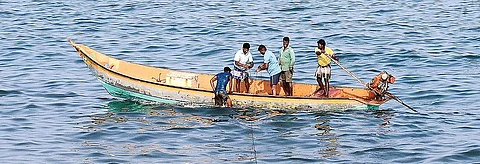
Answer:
[{"left": 69, "top": 40, "right": 389, "bottom": 110}]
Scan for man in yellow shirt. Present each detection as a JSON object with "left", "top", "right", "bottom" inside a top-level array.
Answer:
[{"left": 315, "top": 39, "right": 339, "bottom": 97}]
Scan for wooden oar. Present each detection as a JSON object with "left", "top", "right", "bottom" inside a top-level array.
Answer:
[
  {"left": 385, "top": 92, "right": 417, "bottom": 113},
  {"left": 326, "top": 55, "right": 417, "bottom": 113}
]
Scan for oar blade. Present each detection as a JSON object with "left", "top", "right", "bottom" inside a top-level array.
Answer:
[{"left": 386, "top": 92, "right": 417, "bottom": 113}]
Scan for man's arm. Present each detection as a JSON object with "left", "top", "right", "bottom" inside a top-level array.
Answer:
[
  {"left": 256, "top": 63, "right": 269, "bottom": 72},
  {"left": 210, "top": 76, "right": 217, "bottom": 91},
  {"left": 235, "top": 61, "right": 249, "bottom": 69},
  {"left": 257, "top": 54, "right": 269, "bottom": 72},
  {"left": 330, "top": 48, "right": 338, "bottom": 61},
  {"left": 332, "top": 53, "right": 340, "bottom": 61},
  {"left": 248, "top": 54, "right": 254, "bottom": 69},
  {"left": 290, "top": 49, "right": 295, "bottom": 70},
  {"left": 228, "top": 76, "right": 233, "bottom": 93},
  {"left": 248, "top": 61, "right": 254, "bottom": 69},
  {"left": 332, "top": 53, "right": 339, "bottom": 61}
]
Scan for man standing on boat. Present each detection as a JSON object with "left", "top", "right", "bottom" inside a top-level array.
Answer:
[
  {"left": 279, "top": 37, "right": 295, "bottom": 96},
  {"left": 315, "top": 39, "right": 339, "bottom": 97},
  {"left": 256, "top": 45, "right": 282, "bottom": 96},
  {"left": 233, "top": 43, "right": 254, "bottom": 93},
  {"left": 210, "top": 66, "right": 233, "bottom": 107}
]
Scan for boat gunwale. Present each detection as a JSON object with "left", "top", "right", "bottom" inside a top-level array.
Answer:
[{"left": 71, "top": 41, "right": 381, "bottom": 104}]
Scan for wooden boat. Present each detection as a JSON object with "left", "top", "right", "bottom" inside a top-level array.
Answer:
[{"left": 69, "top": 40, "right": 390, "bottom": 111}]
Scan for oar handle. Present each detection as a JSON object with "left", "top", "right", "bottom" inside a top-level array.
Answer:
[{"left": 328, "top": 57, "right": 367, "bottom": 87}]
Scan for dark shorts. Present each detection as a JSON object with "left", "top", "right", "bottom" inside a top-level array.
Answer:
[
  {"left": 270, "top": 73, "right": 281, "bottom": 86},
  {"left": 214, "top": 91, "right": 229, "bottom": 105},
  {"left": 279, "top": 70, "right": 293, "bottom": 82}
]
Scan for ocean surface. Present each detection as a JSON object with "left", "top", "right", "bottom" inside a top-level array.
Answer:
[{"left": 1, "top": 0, "right": 479, "bottom": 163}]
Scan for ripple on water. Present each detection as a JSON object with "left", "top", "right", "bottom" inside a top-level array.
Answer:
[
  {"left": 129, "top": 134, "right": 159, "bottom": 142},
  {"left": 0, "top": 89, "right": 22, "bottom": 97},
  {"left": 432, "top": 147, "right": 480, "bottom": 163},
  {"left": 352, "top": 147, "right": 426, "bottom": 163}
]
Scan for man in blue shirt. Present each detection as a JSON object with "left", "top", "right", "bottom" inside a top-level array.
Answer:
[
  {"left": 210, "top": 66, "right": 233, "bottom": 107},
  {"left": 256, "top": 45, "right": 282, "bottom": 96}
]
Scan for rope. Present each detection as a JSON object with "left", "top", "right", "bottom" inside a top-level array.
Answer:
[{"left": 249, "top": 119, "right": 258, "bottom": 164}]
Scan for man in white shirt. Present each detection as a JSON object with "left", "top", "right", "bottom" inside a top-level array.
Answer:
[{"left": 233, "top": 43, "right": 254, "bottom": 93}]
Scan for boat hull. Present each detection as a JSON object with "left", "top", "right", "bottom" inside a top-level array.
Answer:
[{"left": 71, "top": 40, "right": 386, "bottom": 111}]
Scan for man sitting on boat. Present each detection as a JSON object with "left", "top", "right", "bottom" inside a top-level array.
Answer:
[
  {"left": 233, "top": 43, "right": 254, "bottom": 93},
  {"left": 210, "top": 67, "right": 234, "bottom": 107},
  {"left": 256, "top": 45, "right": 282, "bottom": 96},
  {"left": 368, "top": 71, "right": 395, "bottom": 100}
]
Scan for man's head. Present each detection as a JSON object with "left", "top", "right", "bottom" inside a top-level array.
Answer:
[
  {"left": 224, "top": 66, "right": 231, "bottom": 72},
  {"left": 242, "top": 43, "right": 250, "bottom": 54},
  {"left": 257, "top": 44, "right": 267, "bottom": 55},
  {"left": 283, "top": 37, "right": 290, "bottom": 48},
  {"left": 317, "top": 39, "right": 326, "bottom": 50},
  {"left": 381, "top": 73, "right": 388, "bottom": 81},
  {"left": 380, "top": 71, "right": 395, "bottom": 83}
]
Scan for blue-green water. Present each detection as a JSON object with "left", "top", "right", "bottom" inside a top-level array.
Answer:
[{"left": 1, "top": 1, "right": 479, "bottom": 163}]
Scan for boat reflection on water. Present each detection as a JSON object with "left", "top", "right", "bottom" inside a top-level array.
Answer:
[
  {"left": 313, "top": 112, "right": 340, "bottom": 158},
  {"left": 88, "top": 100, "right": 268, "bottom": 132},
  {"left": 90, "top": 100, "right": 223, "bottom": 129},
  {"left": 374, "top": 109, "right": 396, "bottom": 134},
  {"left": 88, "top": 100, "right": 169, "bottom": 125},
  {"left": 82, "top": 100, "right": 395, "bottom": 162},
  {"left": 312, "top": 109, "right": 395, "bottom": 158},
  {"left": 81, "top": 100, "right": 264, "bottom": 162}
]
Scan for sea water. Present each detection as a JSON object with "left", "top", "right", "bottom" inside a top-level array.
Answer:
[{"left": 0, "top": 1, "right": 479, "bottom": 163}]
